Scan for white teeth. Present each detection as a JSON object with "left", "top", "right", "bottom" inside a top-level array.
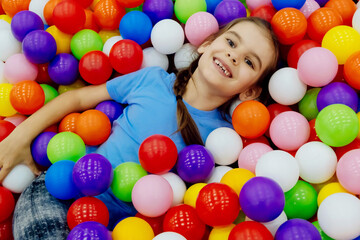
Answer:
[{"left": 214, "top": 59, "right": 231, "bottom": 77}]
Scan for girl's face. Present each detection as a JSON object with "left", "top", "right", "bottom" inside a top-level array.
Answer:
[{"left": 196, "top": 21, "right": 275, "bottom": 98}]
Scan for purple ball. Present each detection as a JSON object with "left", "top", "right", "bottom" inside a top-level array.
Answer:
[
  {"left": 314, "top": 0, "right": 329, "bottom": 6},
  {"left": 143, "top": 0, "right": 174, "bottom": 25},
  {"left": 214, "top": 0, "right": 247, "bottom": 27},
  {"left": 22, "top": 30, "right": 57, "bottom": 64},
  {"left": 11, "top": 10, "right": 44, "bottom": 42},
  {"left": 72, "top": 153, "right": 113, "bottom": 196},
  {"left": 316, "top": 82, "right": 358, "bottom": 112},
  {"left": 95, "top": 100, "right": 124, "bottom": 123},
  {"left": 275, "top": 219, "right": 321, "bottom": 240},
  {"left": 31, "top": 131, "right": 56, "bottom": 167},
  {"left": 67, "top": 221, "right": 112, "bottom": 240},
  {"left": 239, "top": 176, "right": 285, "bottom": 222},
  {"left": 176, "top": 144, "right": 215, "bottom": 183},
  {"left": 48, "top": 53, "right": 79, "bottom": 85}
]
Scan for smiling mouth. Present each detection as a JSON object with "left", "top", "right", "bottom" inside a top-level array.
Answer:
[{"left": 213, "top": 58, "right": 232, "bottom": 78}]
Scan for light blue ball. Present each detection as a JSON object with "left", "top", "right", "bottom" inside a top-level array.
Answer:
[{"left": 119, "top": 11, "right": 153, "bottom": 45}]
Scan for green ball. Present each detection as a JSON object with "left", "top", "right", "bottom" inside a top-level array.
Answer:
[
  {"left": 47, "top": 132, "right": 86, "bottom": 164},
  {"left": 312, "top": 221, "right": 334, "bottom": 240},
  {"left": 174, "top": 0, "right": 207, "bottom": 23},
  {"left": 315, "top": 104, "right": 359, "bottom": 147},
  {"left": 111, "top": 162, "right": 147, "bottom": 202},
  {"left": 284, "top": 180, "right": 318, "bottom": 220},
  {"left": 40, "top": 84, "right": 59, "bottom": 104},
  {"left": 298, "top": 88, "right": 321, "bottom": 121},
  {"left": 126, "top": 4, "right": 143, "bottom": 12},
  {"left": 70, "top": 29, "right": 103, "bottom": 60}
]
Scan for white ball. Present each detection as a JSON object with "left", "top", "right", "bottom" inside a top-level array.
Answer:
[
  {"left": 0, "top": 61, "right": 7, "bottom": 83},
  {"left": 151, "top": 19, "right": 185, "bottom": 55},
  {"left": 29, "top": 0, "right": 49, "bottom": 24},
  {"left": 174, "top": 43, "right": 199, "bottom": 70},
  {"left": 205, "top": 165, "right": 232, "bottom": 183},
  {"left": 102, "top": 36, "right": 123, "bottom": 56},
  {"left": 2, "top": 164, "right": 36, "bottom": 193},
  {"left": 0, "top": 20, "right": 10, "bottom": 31},
  {"left": 318, "top": 193, "right": 360, "bottom": 240},
  {"left": 229, "top": 98, "right": 242, "bottom": 117},
  {"left": 255, "top": 150, "right": 299, "bottom": 192},
  {"left": 246, "top": 211, "right": 287, "bottom": 236},
  {"left": 295, "top": 141, "right": 337, "bottom": 184},
  {"left": 358, "top": 1, "right": 360, "bottom": 8},
  {"left": 353, "top": 8, "right": 360, "bottom": 34},
  {"left": 205, "top": 127, "right": 243, "bottom": 165},
  {"left": 153, "top": 232, "right": 187, "bottom": 240},
  {"left": 268, "top": 67, "right": 307, "bottom": 105},
  {"left": 141, "top": 47, "right": 169, "bottom": 71},
  {"left": 0, "top": 29, "right": 22, "bottom": 61},
  {"left": 161, "top": 172, "right": 186, "bottom": 207}
]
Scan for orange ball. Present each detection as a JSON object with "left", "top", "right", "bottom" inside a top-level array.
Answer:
[
  {"left": 59, "top": 112, "right": 80, "bottom": 132},
  {"left": 10, "top": 81, "right": 45, "bottom": 115},
  {"left": 307, "top": 7, "right": 343, "bottom": 43},
  {"left": 93, "top": 0, "right": 126, "bottom": 30},
  {"left": 271, "top": 8, "right": 307, "bottom": 45},
  {"left": 1, "top": 0, "right": 31, "bottom": 17},
  {"left": 344, "top": 51, "right": 360, "bottom": 90},
  {"left": 325, "top": 0, "right": 357, "bottom": 26},
  {"left": 43, "top": 0, "right": 63, "bottom": 26},
  {"left": 75, "top": 109, "right": 111, "bottom": 146},
  {"left": 84, "top": 9, "right": 100, "bottom": 32},
  {"left": 232, "top": 100, "right": 270, "bottom": 139}
]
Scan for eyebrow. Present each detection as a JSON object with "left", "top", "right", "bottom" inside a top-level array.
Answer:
[{"left": 227, "top": 30, "right": 263, "bottom": 69}]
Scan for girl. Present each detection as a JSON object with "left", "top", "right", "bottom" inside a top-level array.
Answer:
[{"left": 0, "top": 17, "right": 279, "bottom": 239}]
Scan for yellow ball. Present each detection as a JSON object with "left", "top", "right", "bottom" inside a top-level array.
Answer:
[
  {"left": 90, "top": 0, "right": 101, "bottom": 10},
  {"left": 317, "top": 182, "right": 351, "bottom": 206},
  {"left": 322, "top": 25, "right": 360, "bottom": 64},
  {"left": 98, "top": 29, "right": 120, "bottom": 44},
  {"left": 209, "top": 224, "right": 235, "bottom": 240},
  {"left": 112, "top": 217, "right": 154, "bottom": 240},
  {"left": 0, "top": 83, "right": 17, "bottom": 117},
  {"left": 46, "top": 26, "right": 72, "bottom": 54},
  {"left": 0, "top": 15, "right": 11, "bottom": 23},
  {"left": 184, "top": 183, "right": 206, "bottom": 208},
  {"left": 58, "top": 79, "right": 86, "bottom": 94},
  {"left": 220, "top": 168, "right": 254, "bottom": 196}
]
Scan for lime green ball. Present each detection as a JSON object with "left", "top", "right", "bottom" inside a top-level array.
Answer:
[
  {"left": 174, "top": 0, "right": 207, "bottom": 23},
  {"left": 298, "top": 88, "right": 321, "bottom": 121},
  {"left": 111, "top": 162, "right": 147, "bottom": 202},
  {"left": 47, "top": 132, "right": 86, "bottom": 164},
  {"left": 312, "top": 221, "right": 334, "bottom": 240},
  {"left": 70, "top": 29, "right": 103, "bottom": 60},
  {"left": 315, "top": 104, "right": 359, "bottom": 147},
  {"left": 40, "top": 84, "right": 59, "bottom": 104}
]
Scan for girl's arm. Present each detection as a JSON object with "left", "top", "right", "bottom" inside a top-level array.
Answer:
[{"left": 0, "top": 83, "right": 112, "bottom": 182}]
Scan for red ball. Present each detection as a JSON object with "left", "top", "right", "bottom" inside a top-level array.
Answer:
[
  {"left": 196, "top": 183, "right": 240, "bottom": 227},
  {"left": 335, "top": 138, "right": 360, "bottom": 159},
  {"left": 0, "top": 187, "right": 15, "bottom": 222},
  {"left": 135, "top": 212, "right": 164, "bottom": 236},
  {"left": 138, "top": 134, "right": 178, "bottom": 174},
  {"left": 308, "top": 119, "right": 320, "bottom": 142},
  {"left": 163, "top": 204, "right": 206, "bottom": 240},
  {"left": 287, "top": 39, "right": 320, "bottom": 68},
  {"left": 229, "top": 221, "right": 273, "bottom": 240},
  {"left": 0, "top": 120, "right": 15, "bottom": 142},
  {"left": 84, "top": 9, "right": 100, "bottom": 32},
  {"left": 67, "top": 196, "right": 109, "bottom": 230},
  {"left": 116, "top": 0, "right": 144, "bottom": 8},
  {"left": 36, "top": 63, "right": 53, "bottom": 85},
  {"left": 79, "top": 51, "right": 113, "bottom": 85},
  {"left": 109, "top": 39, "right": 143, "bottom": 74},
  {"left": 0, "top": 216, "right": 13, "bottom": 240},
  {"left": 250, "top": 5, "right": 277, "bottom": 23},
  {"left": 53, "top": 0, "right": 86, "bottom": 34},
  {"left": 242, "top": 135, "right": 270, "bottom": 148}
]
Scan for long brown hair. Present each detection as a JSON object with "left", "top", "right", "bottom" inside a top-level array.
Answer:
[{"left": 173, "top": 17, "right": 279, "bottom": 146}]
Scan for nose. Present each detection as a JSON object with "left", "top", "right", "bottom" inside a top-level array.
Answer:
[{"left": 227, "top": 53, "right": 237, "bottom": 64}]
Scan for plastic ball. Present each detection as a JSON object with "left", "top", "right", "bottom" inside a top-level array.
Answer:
[
  {"left": 35, "top": 63, "right": 52, "bottom": 84},
  {"left": 163, "top": 204, "right": 206, "bottom": 240},
  {"left": 40, "top": 84, "right": 58, "bottom": 104},
  {"left": 1, "top": 0, "right": 30, "bottom": 17},
  {"left": 79, "top": 50, "right": 113, "bottom": 85},
  {"left": 151, "top": 19, "right": 184, "bottom": 55},
  {"left": 22, "top": 30, "right": 57, "bottom": 64},
  {"left": 47, "top": 131, "right": 86, "bottom": 163},
  {"left": 275, "top": 219, "right": 321, "bottom": 240},
  {"left": 354, "top": 8, "right": 360, "bottom": 33},
  {"left": 2, "top": 164, "right": 35, "bottom": 193},
  {"left": 109, "top": 39, "right": 143, "bottom": 74},
  {"left": 161, "top": 172, "right": 186, "bottom": 207},
  {"left": 246, "top": 211, "right": 288, "bottom": 236},
  {"left": 205, "top": 165, "right": 232, "bottom": 183},
  {"left": 174, "top": 0, "right": 207, "bottom": 24},
  {"left": 196, "top": 183, "right": 240, "bottom": 226},
  {"left": 0, "top": 186, "right": 15, "bottom": 222},
  {"left": 238, "top": 143, "right": 272, "bottom": 174},
  {"left": 93, "top": 0, "right": 126, "bottom": 30},
  {"left": 183, "top": 183, "right": 206, "bottom": 208},
  {"left": 31, "top": 131, "right": 56, "bottom": 167},
  {"left": 174, "top": 43, "right": 199, "bottom": 70},
  {"left": 119, "top": 11, "right": 152, "bottom": 45},
  {"left": 287, "top": 39, "right": 320, "bottom": 68},
  {"left": 135, "top": 212, "right": 164, "bottom": 236},
  {"left": 220, "top": 168, "right": 254, "bottom": 196},
  {"left": 315, "top": 0, "right": 330, "bottom": 6},
  {"left": 84, "top": 8, "right": 100, "bottom": 32},
  {"left": 112, "top": 217, "right": 154, "bottom": 240},
  {"left": 335, "top": 137, "right": 360, "bottom": 159},
  {"left": 0, "top": 119, "right": 15, "bottom": 142},
  {"left": 28, "top": 0, "right": 48, "bottom": 24},
  {"left": 59, "top": 112, "right": 80, "bottom": 132},
  {"left": 271, "top": 8, "right": 307, "bottom": 45},
  {"left": 142, "top": 0, "right": 173, "bottom": 24},
  {"left": 229, "top": 221, "right": 273, "bottom": 240},
  {"left": 43, "top": 0, "right": 62, "bottom": 26},
  {"left": 10, "top": 10, "right": 44, "bottom": 41},
  {"left": 138, "top": 134, "right": 178, "bottom": 174},
  {"left": 95, "top": 100, "right": 123, "bottom": 123},
  {"left": 4, "top": 53, "right": 37, "bottom": 84},
  {"left": 117, "top": 0, "right": 144, "bottom": 8},
  {"left": 298, "top": 88, "right": 320, "bottom": 121},
  {"left": 132, "top": 175, "right": 173, "bottom": 217},
  {"left": 102, "top": 36, "right": 122, "bottom": 56},
  {"left": 318, "top": 193, "right": 360, "bottom": 239},
  {"left": 336, "top": 149, "right": 360, "bottom": 194},
  {"left": 213, "top": 0, "right": 247, "bottom": 27},
  {"left": 3, "top": 114, "right": 26, "bottom": 126},
  {"left": 209, "top": 224, "right": 235, "bottom": 240},
  {"left": 0, "top": 83, "right": 17, "bottom": 117},
  {"left": 246, "top": 0, "right": 271, "bottom": 11},
  {"left": 271, "top": 0, "right": 306, "bottom": 10},
  {"left": 110, "top": 162, "right": 147, "bottom": 202},
  {"left": 71, "top": 29, "right": 104, "bottom": 60},
  {"left": 153, "top": 232, "right": 186, "bottom": 240},
  {"left": 67, "top": 221, "right": 112, "bottom": 240},
  {"left": 250, "top": 5, "right": 277, "bottom": 22},
  {"left": 325, "top": 0, "right": 357, "bottom": 26},
  {"left": 0, "top": 29, "right": 22, "bottom": 61},
  {"left": 256, "top": 150, "right": 300, "bottom": 192},
  {"left": 10, "top": 80, "right": 45, "bottom": 115},
  {"left": 344, "top": 51, "right": 360, "bottom": 90},
  {"left": 48, "top": 53, "right": 79, "bottom": 85},
  {"left": 317, "top": 182, "right": 351, "bottom": 206},
  {"left": 52, "top": 1, "right": 85, "bottom": 34},
  {"left": 141, "top": 47, "right": 169, "bottom": 71},
  {"left": 67, "top": 196, "right": 109, "bottom": 230},
  {"left": 312, "top": 221, "right": 333, "bottom": 240},
  {"left": 299, "top": 0, "right": 320, "bottom": 18},
  {"left": 58, "top": 79, "right": 86, "bottom": 94},
  {"left": 176, "top": 144, "right": 215, "bottom": 183}
]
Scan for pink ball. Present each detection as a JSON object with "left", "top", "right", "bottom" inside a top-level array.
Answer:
[
  {"left": 238, "top": 142, "right": 273, "bottom": 174},
  {"left": 297, "top": 47, "right": 338, "bottom": 87},
  {"left": 4, "top": 114, "right": 26, "bottom": 126},
  {"left": 4, "top": 53, "right": 38, "bottom": 84},
  {"left": 269, "top": 111, "right": 310, "bottom": 151},
  {"left": 299, "top": 0, "right": 320, "bottom": 18},
  {"left": 185, "top": 12, "right": 219, "bottom": 47},
  {"left": 246, "top": 0, "right": 272, "bottom": 11},
  {"left": 336, "top": 149, "right": 360, "bottom": 194},
  {"left": 132, "top": 175, "right": 173, "bottom": 217}
]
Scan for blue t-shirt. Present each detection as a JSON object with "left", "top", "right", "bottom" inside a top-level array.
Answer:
[{"left": 96, "top": 66, "right": 232, "bottom": 168}]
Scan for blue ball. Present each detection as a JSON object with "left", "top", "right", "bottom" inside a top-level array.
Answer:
[
  {"left": 206, "top": 0, "right": 222, "bottom": 14},
  {"left": 11, "top": 10, "right": 44, "bottom": 42},
  {"left": 142, "top": 0, "right": 173, "bottom": 25},
  {"left": 95, "top": 100, "right": 124, "bottom": 123},
  {"left": 22, "top": 30, "right": 57, "bottom": 64},
  {"left": 48, "top": 53, "right": 79, "bottom": 85},
  {"left": 275, "top": 219, "right": 321, "bottom": 240},
  {"left": 45, "top": 160, "right": 79, "bottom": 200},
  {"left": 271, "top": 0, "right": 306, "bottom": 10},
  {"left": 119, "top": 11, "right": 153, "bottom": 45},
  {"left": 31, "top": 131, "right": 56, "bottom": 167}
]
